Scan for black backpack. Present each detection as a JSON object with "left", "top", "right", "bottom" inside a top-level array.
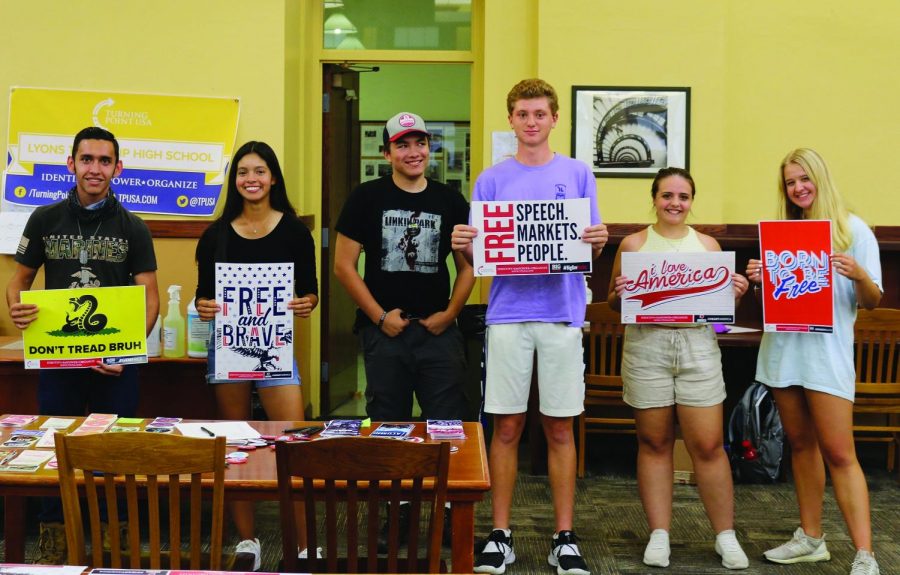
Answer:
[{"left": 727, "top": 382, "right": 785, "bottom": 483}]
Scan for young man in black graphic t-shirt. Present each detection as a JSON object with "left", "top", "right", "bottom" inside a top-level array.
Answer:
[{"left": 334, "top": 112, "right": 473, "bottom": 422}]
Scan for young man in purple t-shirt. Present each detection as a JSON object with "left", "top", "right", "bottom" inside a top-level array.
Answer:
[{"left": 452, "top": 79, "right": 608, "bottom": 575}]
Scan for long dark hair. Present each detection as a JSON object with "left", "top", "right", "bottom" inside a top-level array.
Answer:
[{"left": 219, "top": 141, "right": 296, "bottom": 223}]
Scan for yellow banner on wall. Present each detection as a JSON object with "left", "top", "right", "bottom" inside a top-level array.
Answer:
[
  {"left": 3, "top": 87, "right": 240, "bottom": 216},
  {"left": 21, "top": 285, "right": 148, "bottom": 369}
]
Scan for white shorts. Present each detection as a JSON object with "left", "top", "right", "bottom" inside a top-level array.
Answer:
[{"left": 484, "top": 322, "right": 585, "bottom": 417}]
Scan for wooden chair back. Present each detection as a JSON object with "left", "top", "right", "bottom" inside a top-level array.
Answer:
[
  {"left": 578, "top": 302, "right": 632, "bottom": 477},
  {"left": 276, "top": 436, "right": 451, "bottom": 573},
  {"left": 853, "top": 307, "right": 900, "bottom": 471},
  {"left": 55, "top": 431, "right": 226, "bottom": 569}
]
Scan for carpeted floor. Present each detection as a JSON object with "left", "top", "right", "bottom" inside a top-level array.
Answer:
[{"left": 3, "top": 441, "right": 898, "bottom": 574}]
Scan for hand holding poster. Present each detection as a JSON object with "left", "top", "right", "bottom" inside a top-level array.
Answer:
[
  {"left": 758, "top": 220, "right": 833, "bottom": 333},
  {"left": 620, "top": 252, "right": 735, "bottom": 323},
  {"left": 621, "top": 252, "right": 734, "bottom": 323},
  {"left": 21, "top": 285, "right": 147, "bottom": 368},
  {"left": 215, "top": 263, "right": 294, "bottom": 380},
  {"left": 471, "top": 198, "right": 592, "bottom": 276}
]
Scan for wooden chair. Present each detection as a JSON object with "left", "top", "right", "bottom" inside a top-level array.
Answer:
[
  {"left": 276, "top": 436, "right": 451, "bottom": 574},
  {"left": 578, "top": 302, "right": 632, "bottom": 478},
  {"left": 853, "top": 307, "right": 900, "bottom": 472},
  {"left": 55, "top": 431, "right": 226, "bottom": 569}
]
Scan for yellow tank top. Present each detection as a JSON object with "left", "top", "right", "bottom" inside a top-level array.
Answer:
[{"left": 639, "top": 225, "right": 707, "bottom": 253}]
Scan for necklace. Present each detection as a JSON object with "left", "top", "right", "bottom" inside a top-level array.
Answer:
[
  {"left": 243, "top": 211, "right": 276, "bottom": 235},
  {"left": 653, "top": 225, "right": 689, "bottom": 252},
  {"left": 76, "top": 219, "right": 103, "bottom": 265}
]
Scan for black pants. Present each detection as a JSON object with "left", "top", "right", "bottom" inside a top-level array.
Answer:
[{"left": 360, "top": 322, "right": 468, "bottom": 421}]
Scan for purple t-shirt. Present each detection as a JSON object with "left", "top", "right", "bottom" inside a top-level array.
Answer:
[{"left": 472, "top": 154, "right": 601, "bottom": 327}]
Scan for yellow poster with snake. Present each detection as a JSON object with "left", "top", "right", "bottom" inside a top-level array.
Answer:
[{"left": 20, "top": 285, "right": 147, "bottom": 368}]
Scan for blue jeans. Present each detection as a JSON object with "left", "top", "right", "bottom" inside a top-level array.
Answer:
[{"left": 38, "top": 366, "right": 138, "bottom": 523}]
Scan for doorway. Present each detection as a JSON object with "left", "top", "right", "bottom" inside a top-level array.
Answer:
[{"left": 319, "top": 62, "right": 472, "bottom": 416}]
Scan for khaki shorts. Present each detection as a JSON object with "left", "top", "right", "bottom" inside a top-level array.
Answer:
[
  {"left": 622, "top": 324, "right": 725, "bottom": 409},
  {"left": 484, "top": 322, "right": 585, "bottom": 417}
]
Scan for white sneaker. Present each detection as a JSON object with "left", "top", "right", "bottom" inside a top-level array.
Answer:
[
  {"left": 764, "top": 527, "right": 830, "bottom": 564},
  {"left": 474, "top": 529, "right": 515, "bottom": 575},
  {"left": 715, "top": 530, "right": 749, "bottom": 569},
  {"left": 298, "top": 546, "right": 323, "bottom": 559},
  {"left": 235, "top": 538, "right": 261, "bottom": 572},
  {"left": 547, "top": 530, "right": 590, "bottom": 575},
  {"left": 642, "top": 529, "right": 670, "bottom": 567},
  {"left": 850, "top": 549, "right": 880, "bottom": 575}
]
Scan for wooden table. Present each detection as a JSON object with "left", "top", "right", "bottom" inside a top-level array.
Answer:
[{"left": 0, "top": 419, "right": 490, "bottom": 573}]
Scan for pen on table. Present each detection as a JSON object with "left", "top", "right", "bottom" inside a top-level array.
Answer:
[
  {"left": 200, "top": 426, "right": 215, "bottom": 437},
  {"left": 283, "top": 426, "right": 321, "bottom": 435}
]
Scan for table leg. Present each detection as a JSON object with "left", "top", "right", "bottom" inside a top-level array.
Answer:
[
  {"left": 5, "top": 495, "right": 26, "bottom": 562},
  {"left": 450, "top": 502, "right": 475, "bottom": 573}
]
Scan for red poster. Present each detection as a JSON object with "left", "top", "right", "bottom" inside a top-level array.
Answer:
[{"left": 758, "top": 220, "right": 833, "bottom": 333}]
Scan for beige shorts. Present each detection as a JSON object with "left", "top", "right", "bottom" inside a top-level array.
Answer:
[
  {"left": 622, "top": 324, "right": 725, "bottom": 409},
  {"left": 484, "top": 322, "right": 585, "bottom": 417}
]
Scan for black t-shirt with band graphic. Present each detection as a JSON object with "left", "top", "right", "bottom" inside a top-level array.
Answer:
[{"left": 336, "top": 176, "right": 469, "bottom": 327}]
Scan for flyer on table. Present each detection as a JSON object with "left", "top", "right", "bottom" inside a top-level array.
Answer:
[
  {"left": 620, "top": 252, "right": 735, "bottom": 324},
  {"left": 759, "top": 220, "right": 833, "bottom": 333},
  {"left": 3, "top": 87, "right": 240, "bottom": 216},
  {"left": 214, "top": 263, "right": 294, "bottom": 380},
  {"left": 472, "top": 198, "right": 592, "bottom": 277},
  {"left": 21, "top": 285, "right": 147, "bottom": 368}
]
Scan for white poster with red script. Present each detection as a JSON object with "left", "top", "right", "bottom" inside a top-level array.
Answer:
[
  {"left": 620, "top": 252, "right": 735, "bottom": 323},
  {"left": 471, "top": 198, "right": 593, "bottom": 276}
]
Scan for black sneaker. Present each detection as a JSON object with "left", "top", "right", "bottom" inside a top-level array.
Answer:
[
  {"left": 474, "top": 529, "right": 515, "bottom": 574},
  {"left": 548, "top": 531, "right": 590, "bottom": 575},
  {"left": 377, "top": 502, "right": 411, "bottom": 554}
]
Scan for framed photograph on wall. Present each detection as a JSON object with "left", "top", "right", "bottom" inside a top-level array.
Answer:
[
  {"left": 360, "top": 124, "right": 384, "bottom": 157},
  {"left": 571, "top": 86, "right": 690, "bottom": 178}
]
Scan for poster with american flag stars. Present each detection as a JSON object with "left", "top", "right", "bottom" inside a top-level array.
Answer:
[{"left": 214, "top": 263, "right": 294, "bottom": 380}]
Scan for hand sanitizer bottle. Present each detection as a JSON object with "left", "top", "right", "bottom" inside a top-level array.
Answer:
[
  {"left": 163, "top": 285, "right": 185, "bottom": 358},
  {"left": 187, "top": 297, "right": 209, "bottom": 358}
]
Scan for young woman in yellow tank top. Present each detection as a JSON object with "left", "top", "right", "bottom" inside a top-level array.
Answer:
[{"left": 608, "top": 167, "right": 750, "bottom": 569}]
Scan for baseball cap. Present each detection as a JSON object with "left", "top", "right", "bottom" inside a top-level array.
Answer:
[{"left": 383, "top": 112, "right": 430, "bottom": 146}]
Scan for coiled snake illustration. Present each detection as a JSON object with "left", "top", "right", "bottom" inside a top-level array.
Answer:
[{"left": 62, "top": 295, "right": 108, "bottom": 333}]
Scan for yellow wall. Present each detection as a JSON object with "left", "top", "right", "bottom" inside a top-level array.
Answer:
[{"left": 477, "top": 0, "right": 899, "bottom": 226}]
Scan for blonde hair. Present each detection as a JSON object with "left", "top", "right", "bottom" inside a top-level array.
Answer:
[
  {"left": 778, "top": 148, "right": 852, "bottom": 252},
  {"left": 506, "top": 79, "right": 559, "bottom": 115}
]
